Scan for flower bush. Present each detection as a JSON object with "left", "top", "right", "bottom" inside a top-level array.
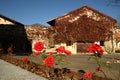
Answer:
[
  {"left": 7, "top": 47, "right": 13, "bottom": 54},
  {"left": 33, "top": 42, "right": 44, "bottom": 52},
  {"left": 0, "top": 42, "right": 114, "bottom": 79},
  {"left": 44, "top": 56, "right": 54, "bottom": 67},
  {"left": 87, "top": 43, "right": 104, "bottom": 56},
  {"left": 21, "top": 42, "right": 115, "bottom": 79},
  {"left": 22, "top": 57, "right": 28, "bottom": 62},
  {"left": 84, "top": 43, "right": 107, "bottom": 79},
  {"left": 22, "top": 41, "right": 71, "bottom": 79},
  {"left": 83, "top": 71, "right": 92, "bottom": 79}
]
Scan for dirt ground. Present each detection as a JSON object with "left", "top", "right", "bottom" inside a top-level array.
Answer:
[{"left": 12, "top": 53, "right": 120, "bottom": 80}]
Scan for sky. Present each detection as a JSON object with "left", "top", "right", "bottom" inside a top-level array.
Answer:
[{"left": 0, "top": 0, "right": 120, "bottom": 26}]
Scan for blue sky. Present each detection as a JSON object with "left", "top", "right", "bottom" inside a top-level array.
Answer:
[{"left": 0, "top": 0, "right": 120, "bottom": 26}]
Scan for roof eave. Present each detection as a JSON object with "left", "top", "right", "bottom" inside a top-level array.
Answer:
[{"left": 0, "top": 14, "right": 24, "bottom": 26}]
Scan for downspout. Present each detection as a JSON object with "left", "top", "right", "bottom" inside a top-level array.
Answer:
[{"left": 111, "top": 24, "right": 115, "bottom": 53}]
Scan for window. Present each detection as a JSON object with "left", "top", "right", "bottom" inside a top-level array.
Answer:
[{"left": 66, "top": 41, "right": 72, "bottom": 46}]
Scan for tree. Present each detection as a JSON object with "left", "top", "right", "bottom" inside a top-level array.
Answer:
[{"left": 107, "top": 0, "right": 120, "bottom": 7}]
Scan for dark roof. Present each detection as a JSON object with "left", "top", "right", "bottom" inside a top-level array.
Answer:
[
  {"left": 0, "top": 14, "right": 24, "bottom": 26},
  {"left": 47, "top": 5, "right": 117, "bottom": 25}
]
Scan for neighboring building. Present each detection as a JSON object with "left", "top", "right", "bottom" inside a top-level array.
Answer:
[
  {"left": 0, "top": 14, "right": 50, "bottom": 54},
  {"left": 0, "top": 14, "right": 31, "bottom": 54},
  {"left": 47, "top": 5, "right": 117, "bottom": 54}
]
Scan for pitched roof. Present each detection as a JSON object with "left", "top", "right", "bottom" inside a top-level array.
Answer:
[
  {"left": 47, "top": 5, "right": 117, "bottom": 25},
  {"left": 0, "top": 14, "right": 24, "bottom": 26}
]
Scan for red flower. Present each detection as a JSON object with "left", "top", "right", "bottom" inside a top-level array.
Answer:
[
  {"left": 56, "top": 46, "right": 65, "bottom": 53},
  {"left": 65, "top": 50, "right": 71, "bottom": 55},
  {"left": 96, "top": 46, "right": 103, "bottom": 55},
  {"left": 34, "top": 42, "right": 44, "bottom": 52},
  {"left": 87, "top": 43, "right": 103, "bottom": 55},
  {"left": 22, "top": 57, "right": 28, "bottom": 62},
  {"left": 49, "top": 52, "right": 54, "bottom": 55},
  {"left": 7, "top": 47, "right": 13, "bottom": 53},
  {"left": 96, "top": 67, "right": 103, "bottom": 72},
  {"left": 44, "top": 56, "right": 54, "bottom": 67},
  {"left": 33, "top": 52, "right": 40, "bottom": 56},
  {"left": 83, "top": 71, "right": 92, "bottom": 79}
]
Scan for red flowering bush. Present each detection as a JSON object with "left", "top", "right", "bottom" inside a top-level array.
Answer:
[
  {"left": 22, "top": 57, "right": 28, "bottom": 62},
  {"left": 33, "top": 42, "right": 44, "bottom": 52},
  {"left": 87, "top": 43, "right": 104, "bottom": 56},
  {"left": 65, "top": 50, "right": 71, "bottom": 55},
  {"left": 7, "top": 47, "right": 13, "bottom": 54},
  {"left": 56, "top": 46, "right": 71, "bottom": 55},
  {"left": 85, "top": 43, "right": 107, "bottom": 79},
  {"left": 22, "top": 41, "right": 71, "bottom": 79},
  {"left": 33, "top": 52, "right": 40, "bottom": 56},
  {"left": 83, "top": 71, "right": 92, "bottom": 79},
  {"left": 96, "top": 67, "right": 103, "bottom": 72},
  {"left": 48, "top": 52, "right": 53, "bottom": 55},
  {"left": 44, "top": 56, "right": 54, "bottom": 67},
  {"left": 56, "top": 46, "right": 65, "bottom": 53}
]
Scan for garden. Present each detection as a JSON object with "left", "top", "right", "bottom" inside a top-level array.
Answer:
[{"left": 0, "top": 41, "right": 120, "bottom": 80}]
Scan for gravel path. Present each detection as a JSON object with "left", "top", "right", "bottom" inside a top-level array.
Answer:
[{"left": 0, "top": 59, "right": 47, "bottom": 80}]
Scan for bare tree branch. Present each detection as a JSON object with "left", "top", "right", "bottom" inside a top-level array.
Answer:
[{"left": 107, "top": 0, "right": 120, "bottom": 7}]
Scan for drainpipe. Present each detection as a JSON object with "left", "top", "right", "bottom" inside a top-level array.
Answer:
[{"left": 111, "top": 24, "right": 115, "bottom": 53}]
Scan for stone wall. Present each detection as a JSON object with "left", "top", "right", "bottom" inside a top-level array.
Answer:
[{"left": 24, "top": 24, "right": 49, "bottom": 52}]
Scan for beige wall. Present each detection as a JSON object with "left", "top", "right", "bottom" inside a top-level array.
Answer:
[
  {"left": 104, "top": 40, "right": 116, "bottom": 53},
  {"left": 54, "top": 40, "right": 117, "bottom": 54},
  {"left": 0, "top": 17, "right": 14, "bottom": 25}
]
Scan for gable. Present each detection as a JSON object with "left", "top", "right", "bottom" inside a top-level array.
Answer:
[
  {"left": 0, "top": 14, "right": 23, "bottom": 26},
  {"left": 66, "top": 7, "right": 107, "bottom": 23},
  {"left": 0, "top": 17, "right": 14, "bottom": 25},
  {"left": 48, "top": 5, "right": 116, "bottom": 25},
  {"left": 69, "top": 6, "right": 116, "bottom": 23},
  {"left": 0, "top": 14, "right": 24, "bottom": 40}
]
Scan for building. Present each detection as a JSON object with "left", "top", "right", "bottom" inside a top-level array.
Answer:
[
  {"left": 0, "top": 5, "right": 118, "bottom": 54},
  {"left": 47, "top": 5, "right": 117, "bottom": 54},
  {"left": 0, "top": 14, "right": 31, "bottom": 54},
  {"left": 0, "top": 14, "right": 50, "bottom": 54}
]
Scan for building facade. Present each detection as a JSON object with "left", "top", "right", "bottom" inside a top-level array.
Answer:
[{"left": 47, "top": 6, "right": 117, "bottom": 54}]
